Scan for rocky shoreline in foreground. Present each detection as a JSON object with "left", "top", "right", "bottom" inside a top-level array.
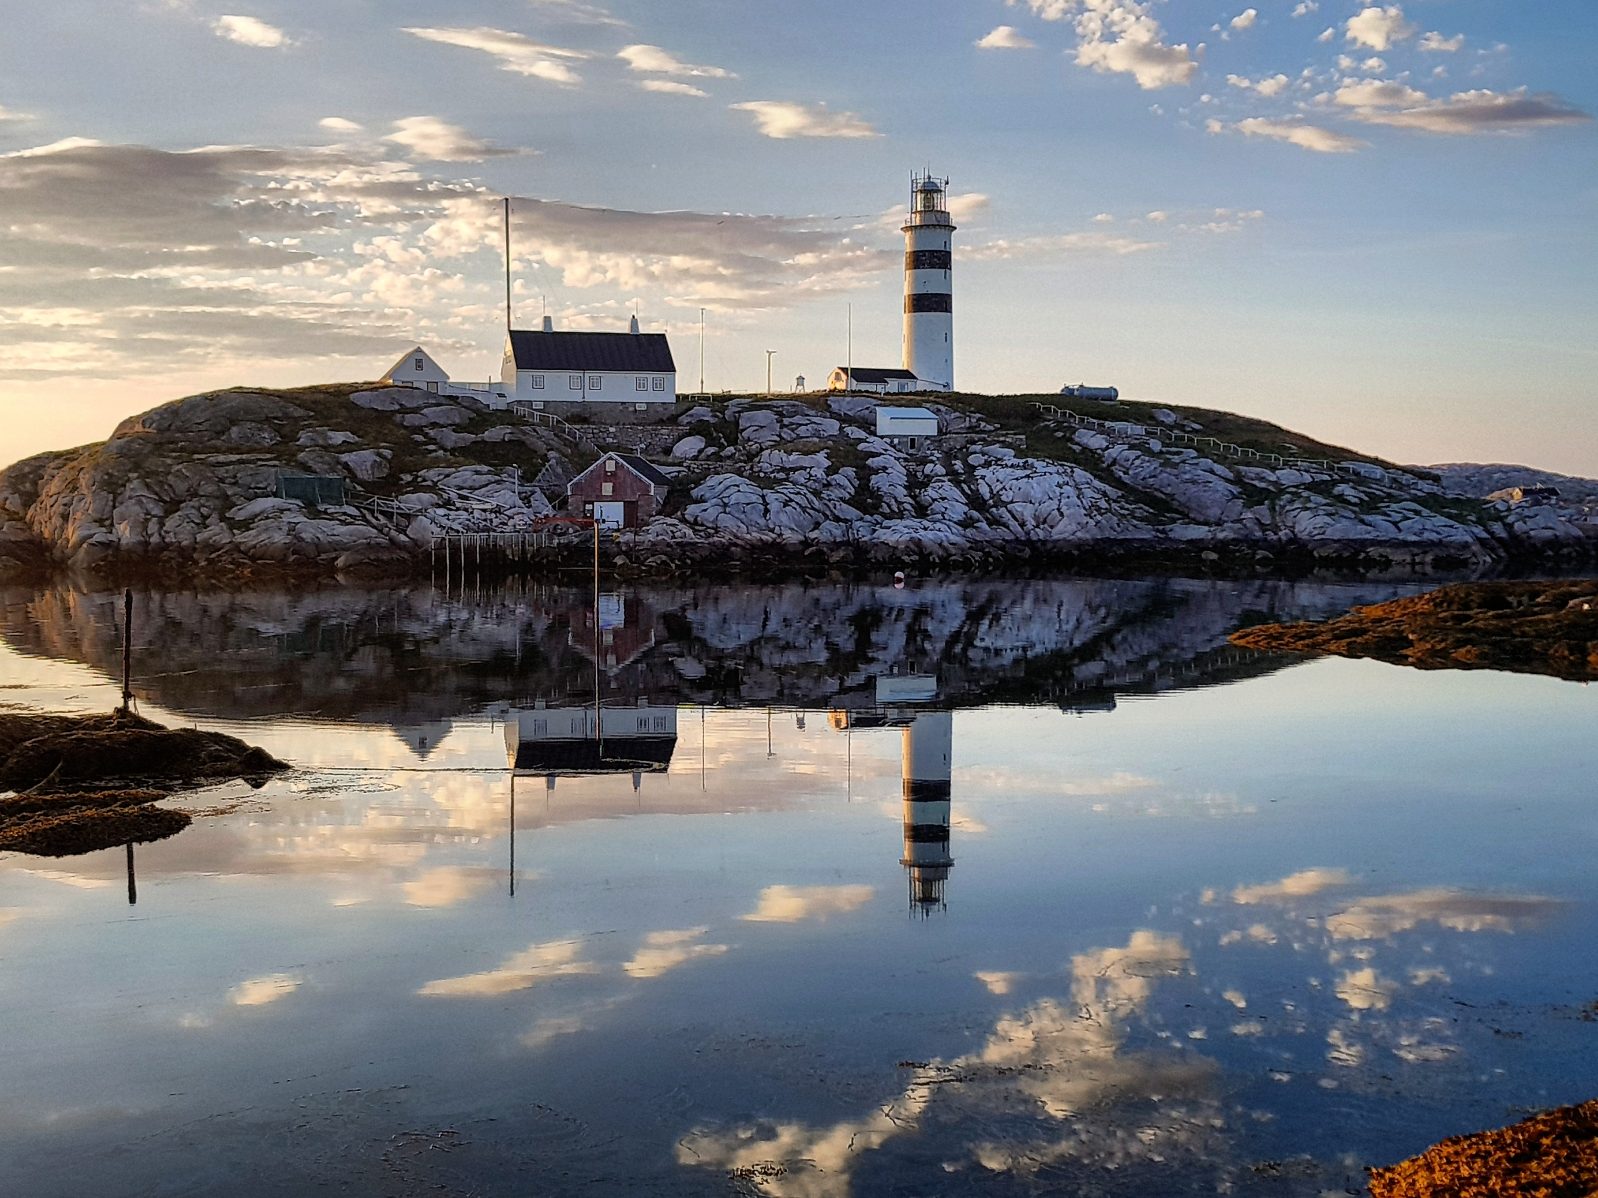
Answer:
[{"left": 2, "top": 384, "right": 1593, "bottom": 585}]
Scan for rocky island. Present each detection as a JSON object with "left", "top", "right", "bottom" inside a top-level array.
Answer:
[{"left": 1, "top": 383, "right": 1593, "bottom": 582}]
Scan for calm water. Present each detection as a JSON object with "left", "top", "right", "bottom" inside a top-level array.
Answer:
[{"left": 1, "top": 577, "right": 1595, "bottom": 1197}]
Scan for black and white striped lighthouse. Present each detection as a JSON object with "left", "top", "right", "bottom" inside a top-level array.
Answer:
[
  {"left": 902, "top": 173, "right": 955, "bottom": 392},
  {"left": 900, "top": 711, "right": 953, "bottom": 914}
]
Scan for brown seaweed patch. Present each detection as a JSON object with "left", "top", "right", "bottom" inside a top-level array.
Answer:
[
  {"left": 1230, "top": 581, "right": 1598, "bottom": 681},
  {"left": 1368, "top": 1099, "right": 1598, "bottom": 1198},
  {"left": 0, "top": 789, "right": 191, "bottom": 856},
  {"left": 0, "top": 709, "right": 288, "bottom": 792}
]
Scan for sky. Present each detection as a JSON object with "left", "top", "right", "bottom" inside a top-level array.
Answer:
[{"left": 0, "top": 0, "right": 1593, "bottom": 474}]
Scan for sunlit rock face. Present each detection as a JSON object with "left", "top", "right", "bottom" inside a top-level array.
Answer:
[{"left": 2, "top": 389, "right": 1591, "bottom": 580}]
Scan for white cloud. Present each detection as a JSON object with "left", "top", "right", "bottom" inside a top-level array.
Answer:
[
  {"left": 1317, "top": 26, "right": 1335, "bottom": 43},
  {"left": 383, "top": 115, "right": 520, "bottom": 162},
  {"left": 318, "top": 116, "right": 363, "bottom": 133},
  {"left": 1345, "top": 5, "right": 1415, "bottom": 52},
  {"left": 622, "top": 927, "right": 730, "bottom": 978},
  {"left": 213, "top": 14, "right": 290, "bottom": 48},
  {"left": 1233, "top": 867, "right": 1354, "bottom": 903},
  {"left": 1227, "top": 72, "right": 1291, "bottom": 97},
  {"left": 1334, "top": 78, "right": 1428, "bottom": 108},
  {"left": 1224, "top": 116, "right": 1367, "bottom": 152},
  {"left": 229, "top": 973, "right": 301, "bottom": 1006},
  {"left": 617, "top": 44, "right": 734, "bottom": 79},
  {"left": 1015, "top": 0, "right": 1198, "bottom": 89},
  {"left": 730, "top": 100, "right": 879, "bottom": 139},
  {"left": 1325, "top": 888, "right": 1567, "bottom": 939},
  {"left": 742, "top": 883, "right": 875, "bottom": 922},
  {"left": 0, "top": 105, "right": 35, "bottom": 123},
  {"left": 419, "top": 937, "right": 601, "bottom": 996},
  {"left": 402, "top": 865, "right": 498, "bottom": 906},
  {"left": 526, "top": 0, "right": 627, "bottom": 27},
  {"left": 1291, "top": 1, "right": 1318, "bottom": 16},
  {"left": 966, "top": 230, "right": 1159, "bottom": 259},
  {"left": 976, "top": 25, "right": 1037, "bottom": 49},
  {"left": 975, "top": 970, "right": 1022, "bottom": 995},
  {"left": 1230, "top": 9, "right": 1258, "bottom": 32},
  {"left": 637, "top": 79, "right": 708, "bottom": 98},
  {"left": 1419, "top": 31, "right": 1464, "bottom": 53},
  {"left": 1352, "top": 88, "right": 1592, "bottom": 135},
  {"left": 402, "top": 27, "right": 589, "bottom": 86}
]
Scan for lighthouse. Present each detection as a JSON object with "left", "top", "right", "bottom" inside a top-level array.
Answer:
[
  {"left": 900, "top": 711, "right": 954, "bottom": 914},
  {"left": 902, "top": 173, "right": 955, "bottom": 392}
]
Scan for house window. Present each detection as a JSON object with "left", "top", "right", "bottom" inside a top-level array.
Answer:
[
  {"left": 588, "top": 375, "right": 601, "bottom": 390},
  {"left": 652, "top": 377, "right": 665, "bottom": 391},
  {"left": 414, "top": 357, "right": 424, "bottom": 371},
  {"left": 636, "top": 376, "right": 648, "bottom": 391},
  {"left": 604, "top": 458, "right": 615, "bottom": 473},
  {"left": 531, "top": 374, "right": 545, "bottom": 389},
  {"left": 601, "top": 482, "right": 614, "bottom": 497},
  {"left": 570, "top": 375, "right": 582, "bottom": 390}
]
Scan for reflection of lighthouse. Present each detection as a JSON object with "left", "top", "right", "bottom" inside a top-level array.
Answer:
[{"left": 900, "top": 712, "right": 953, "bottom": 915}]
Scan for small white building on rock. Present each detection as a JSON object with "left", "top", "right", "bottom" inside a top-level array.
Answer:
[
  {"left": 380, "top": 346, "right": 453, "bottom": 394},
  {"left": 876, "top": 405, "right": 939, "bottom": 450},
  {"left": 827, "top": 367, "right": 925, "bottom": 394}
]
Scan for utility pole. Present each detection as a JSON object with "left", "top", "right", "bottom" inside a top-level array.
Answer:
[
  {"left": 765, "top": 350, "right": 775, "bottom": 397},
  {"left": 698, "top": 308, "right": 706, "bottom": 395},
  {"left": 846, "top": 302, "right": 853, "bottom": 391}
]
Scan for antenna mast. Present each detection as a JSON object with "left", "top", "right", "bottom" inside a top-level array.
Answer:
[{"left": 503, "top": 197, "right": 512, "bottom": 332}]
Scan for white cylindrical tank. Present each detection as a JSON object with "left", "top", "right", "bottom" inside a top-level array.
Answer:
[{"left": 901, "top": 174, "right": 955, "bottom": 392}]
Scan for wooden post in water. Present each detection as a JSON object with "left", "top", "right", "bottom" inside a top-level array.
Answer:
[
  {"left": 120, "top": 589, "right": 134, "bottom": 713},
  {"left": 126, "top": 842, "right": 137, "bottom": 905}
]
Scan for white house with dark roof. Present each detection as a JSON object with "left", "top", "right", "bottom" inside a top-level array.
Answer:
[
  {"left": 500, "top": 316, "right": 676, "bottom": 412},
  {"left": 826, "top": 366, "right": 927, "bottom": 394}
]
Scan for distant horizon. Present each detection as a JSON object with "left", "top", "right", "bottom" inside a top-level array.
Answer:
[{"left": 1, "top": 1, "right": 1593, "bottom": 474}]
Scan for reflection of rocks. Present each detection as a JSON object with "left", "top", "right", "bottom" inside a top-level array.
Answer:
[{"left": 0, "top": 577, "right": 1432, "bottom": 734}]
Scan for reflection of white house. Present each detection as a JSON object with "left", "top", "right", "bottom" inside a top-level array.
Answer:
[
  {"left": 505, "top": 704, "right": 678, "bottom": 792},
  {"left": 500, "top": 317, "right": 676, "bottom": 410}
]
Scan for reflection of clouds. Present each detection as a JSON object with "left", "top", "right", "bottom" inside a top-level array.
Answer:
[
  {"left": 1219, "top": 923, "right": 1277, "bottom": 946},
  {"left": 1325, "top": 888, "right": 1566, "bottom": 940},
  {"left": 956, "top": 766, "right": 1158, "bottom": 797},
  {"left": 1409, "top": 965, "right": 1450, "bottom": 986},
  {"left": 1231, "top": 867, "right": 1353, "bottom": 905},
  {"left": 1334, "top": 967, "right": 1398, "bottom": 1012},
  {"left": 18, "top": 868, "right": 113, "bottom": 890},
  {"left": 1222, "top": 988, "right": 1247, "bottom": 1009},
  {"left": 679, "top": 931, "right": 1213, "bottom": 1192},
  {"left": 623, "top": 927, "right": 730, "bottom": 979},
  {"left": 741, "top": 884, "right": 874, "bottom": 923},
  {"left": 520, "top": 1014, "right": 591, "bottom": 1050},
  {"left": 419, "top": 937, "right": 601, "bottom": 997},
  {"left": 402, "top": 865, "right": 500, "bottom": 908},
  {"left": 974, "top": 970, "right": 1020, "bottom": 995},
  {"left": 228, "top": 973, "right": 302, "bottom": 1007}
]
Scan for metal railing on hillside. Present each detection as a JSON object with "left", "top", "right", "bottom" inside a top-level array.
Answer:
[{"left": 1030, "top": 402, "right": 1374, "bottom": 479}]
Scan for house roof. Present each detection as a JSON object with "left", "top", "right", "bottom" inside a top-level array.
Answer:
[
  {"left": 568, "top": 452, "right": 673, "bottom": 493},
  {"left": 834, "top": 366, "right": 919, "bottom": 384},
  {"left": 380, "top": 345, "right": 443, "bottom": 381},
  {"left": 878, "top": 406, "right": 938, "bottom": 420},
  {"left": 507, "top": 330, "right": 676, "bottom": 373},
  {"left": 508, "top": 735, "right": 677, "bottom": 775}
]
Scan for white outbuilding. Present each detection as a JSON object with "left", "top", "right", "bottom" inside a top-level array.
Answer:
[
  {"left": 876, "top": 405, "right": 939, "bottom": 450},
  {"left": 380, "top": 345, "right": 453, "bottom": 393},
  {"left": 499, "top": 316, "right": 677, "bottom": 415},
  {"left": 827, "top": 367, "right": 926, "bottom": 394}
]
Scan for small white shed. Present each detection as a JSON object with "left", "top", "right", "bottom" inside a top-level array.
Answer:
[
  {"left": 380, "top": 345, "right": 452, "bottom": 392},
  {"left": 876, "top": 405, "right": 939, "bottom": 447}
]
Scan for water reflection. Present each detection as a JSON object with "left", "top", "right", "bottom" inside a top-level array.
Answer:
[{"left": 0, "top": 576, "right": 1594, "bottom": 1196}]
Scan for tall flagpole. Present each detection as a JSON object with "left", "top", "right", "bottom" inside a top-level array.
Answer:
[{"left": 503, "top": 197, "right": 512, "bottom": 332}]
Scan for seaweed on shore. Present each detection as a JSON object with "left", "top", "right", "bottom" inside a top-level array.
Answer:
[
  {"left": 1229, "top": 580, "right": 1598, "bottom": 680},
  {"left": 0, "top": 710, "right": 287, "bottom": 857},
  {"left": 1368, "top": 1099, "right": 1598, "bottom": 1198}
]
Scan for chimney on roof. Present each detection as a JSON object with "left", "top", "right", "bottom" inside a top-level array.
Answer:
[
  {"left": 629, "top": 314, "right": 640, "bottom": 334},
  {"left": 542, "top": 314, "right": 554, "bottom": 333}
]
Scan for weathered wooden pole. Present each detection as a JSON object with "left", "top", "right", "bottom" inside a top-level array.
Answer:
[
  {"left": 120, "top": 589, "right": 134, "bottom": 713},
  {"left": 126, "top": 842, "right": 137, "bottom": 905}
]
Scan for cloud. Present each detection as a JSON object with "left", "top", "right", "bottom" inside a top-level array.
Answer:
[
  {"left": 730, "top": 100, "right": 880, "bottom": 139},
  {"left": 419, "top": 937, "right": 601, "bottom": 996},
  {"left": 402, "top": 865, "right": 498, "bottom": 906},
  {"left": 975, "top": 970, "right": 1022, "bottom": 995},
  {"left": 1227, "top": 72, "right": 1290, "bottom": 97},
  {"left": 1335, "top": 78, "right": 1428, "bottom": 108},
  {"left": 1232, "top": 867, "right": 1354, "bottom": 904},
  {"left": 383, "top": 116, "right": 520, "bottom": 162},
  {"left": 213, "top": 14, "right": 291, "bottom": 49},
  {"left": 617, "top": 44, "right": 734, "bottom": 78},
  {"left": 526, "top": 0, "right": 627, "bottom": 27},
  {"left": 1344, "top": 5, "right": 1415, "bottom": 52},
  {"left": 229, "top": 972, "right": 301, "bottom": 1006},
  {"left": 402, "top": 27, "right": 589, "bottom": 86},
  {"left": 965, "top": 230, "right": 1159, "bottom": 260},
  {"left": 622, "top": 927, "right": 730, "bottom": 978},
  {"left": 1229, "top": 9, "right": 1258, "bottom": 31},
  {"left": 1219, "top": 116, "right": 1367, "bottom": 153},
  {"left": 0, "top": 105, "right": 35, "bottom": 123},
  {"left": 318, "top": 116, "right": 363, "bottom": 133},
  {"left": 742, "top": 883, "right": 875, "bottom": 922},
  {"left": 1324, "top": 888, "right": 1567, "bottom": 940},
  {"left": 1419, "top": 31, "right": 1464, "bottom": 53},
  {"left": 1015, "top": 0, "right": 1198, "bottom": 89},
  {"left": 976, "top": 25, "right": 1037, "bottom": 49},
  {"left": 637, "top": 79, "right": 708, "bottom": 98},
  {"left": 1291, "top": 1, "right": 1317, "bottom": 16},
  {"left": 1352, "top": 88, "right": 1592, "bottom": 135}
]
